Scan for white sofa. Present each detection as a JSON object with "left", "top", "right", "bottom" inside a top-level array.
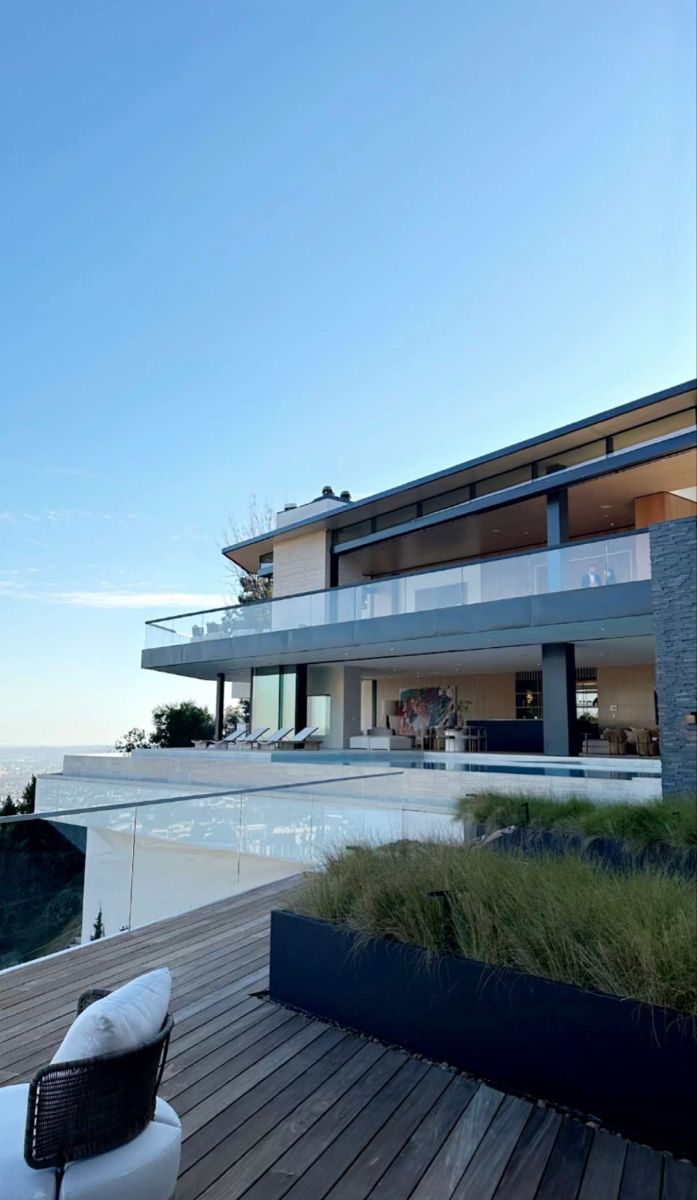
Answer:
[{"left": 349, "top": 728, "right": 414, "bottom": 751}]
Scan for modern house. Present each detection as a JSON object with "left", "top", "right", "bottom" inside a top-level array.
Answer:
[{"left": 143, "top": 380, "right": 697, "bottom": 796}]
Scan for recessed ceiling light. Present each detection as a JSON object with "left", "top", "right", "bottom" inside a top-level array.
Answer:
[{"left": 600, "top": 504, "right": 612, "bottom": 510}]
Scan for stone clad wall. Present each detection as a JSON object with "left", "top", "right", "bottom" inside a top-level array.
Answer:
[
  {"left": 650, "top": 517, "right": 697, "bottom": 797},
  {"left": 272, "top": 529, "right": 330, "bottom": 597}
]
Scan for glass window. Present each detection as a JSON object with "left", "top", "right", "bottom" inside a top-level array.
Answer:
[
  {"left": 251, "top": 668, "right": 280, "bottom": 731},
  {"left": 374, "top": 504, "right": 418, "bottom": 531},
  {"left": 422, "top": 486, "right": 472, "bottom": 516},
  {"left": 576, "top": 680, "right": 599, "bottom": 722},
  {"left": 475, "top": 465, "right": 532, "bottom": 497},
  {"left": 538, "top": 439, "right": 606, "bottom": 476},
  {"left": 280, "top": 670, "right": 296, "bottom": 729},
  {"left": 515, "top": 673, "right": 542, "bottom": 720},
  {"left": 334, "top": 519, "right": 373, "bottom": 545},
  {"left": 613, "top": 408, "right": 696, "bottom": 452}
]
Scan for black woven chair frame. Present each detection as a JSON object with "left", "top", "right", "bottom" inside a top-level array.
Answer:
[{"left": 24, "top": 987, "right": 173, "bottom": 1171}]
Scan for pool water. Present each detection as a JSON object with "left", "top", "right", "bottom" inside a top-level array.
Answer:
[{"left": 270, "top": 751, "right": 655, "bottom": 781}]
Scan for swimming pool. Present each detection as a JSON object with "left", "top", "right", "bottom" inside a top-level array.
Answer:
[{"left": 270, "top": 751, "right": 658, "bottom": 782}]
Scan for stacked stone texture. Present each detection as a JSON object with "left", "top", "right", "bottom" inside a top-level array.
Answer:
[{"left": 650, "top": 517, "right": 697, "bottom": 797}]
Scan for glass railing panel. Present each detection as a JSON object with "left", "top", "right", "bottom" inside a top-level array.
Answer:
[
  {"left": 222, "top": 603, "right": 273, "bottom": 636},
  {"left": 270, "top": 593, "right": 311, "bottom": 632},
  {"left": 0, "top": 808, "right": 135, "bottom": 969},
  {"left": 403, "top": 566, "right": 464, "bottom": 611},
  {"left": 131, "top": 794, "right": 243, "bottom": 925},
  {"left": 144, "top": 532, "right": 651, "bottom": 649},
  {"left": 480, "top": 549, "right": 543, "bottom": 603},
  {"left": 303, "top": 796, "right": 405, "bottom": 864},
  {"left": 355, "top": 577, "right": 406, "bottom": 620},
  {"left": 560, "top": 537, "right": 643, "bottom": 589},
  {"left": 239, "top": 790, "right": 315, "bottom": 863},
  {"left": 4, "top": 770, "right": 467, "bottom": 966},
  {"left": 402, "top": 807, "right": 457, "bottom": 840}
]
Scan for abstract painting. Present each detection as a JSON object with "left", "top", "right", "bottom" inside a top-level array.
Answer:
[{"left": 398, "top": 686, "right": 456, "bottom": 736}]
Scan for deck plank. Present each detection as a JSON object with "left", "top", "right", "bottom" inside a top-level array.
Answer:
[
  {"left": 535, "top": 1119, "right": 593, "bottom": 1200},
  {"left": 492, "top": 1106, "right": 562, "bottom": 1200},
  {"left": 620, "top": 1143, "right": 664, "bottom": 1200},
  {"left": 663, "top": 1157, "right": 697, "bottom": 1200},
  {"left": 1, "top": 877, "right": 694, "bottom": 1200},
  {"left": 451, "top": 1093, "right": 533, "bottom": 1200},
  {"left": 577, "top": 1129, "right": 627, "bottom": 1200}
]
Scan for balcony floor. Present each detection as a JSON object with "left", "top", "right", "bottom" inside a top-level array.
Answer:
[{"left": 1, "top": 879, "right": 693, "bottom": 1200}]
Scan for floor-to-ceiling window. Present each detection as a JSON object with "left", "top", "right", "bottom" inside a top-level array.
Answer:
[{"left": 251, "top": 667, "right": 299, "bottom": 732}]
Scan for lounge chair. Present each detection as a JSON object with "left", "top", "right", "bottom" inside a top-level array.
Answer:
[
  {"left": 256, "top": 726, "right": 295, "bottom": 749},
  {"left": 286, "top": 725, "right": 321, "bottom": 749},
  {"left": 193, "top": 728, "right": 247, "bottom": 750},
  {"left": 236, "top": 726, "right": 270, "bottom": 748}
]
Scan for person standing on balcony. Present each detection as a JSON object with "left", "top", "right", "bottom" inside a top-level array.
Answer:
[{"left": 582, "top": 564, "right": 603, "bottom": 587}]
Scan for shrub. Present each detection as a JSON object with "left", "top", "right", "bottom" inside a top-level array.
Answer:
[
  {"left": 455, "top": 793, "right": 697, "bottom": 849},
  {"left": 290, "top": 840, "right": 697, "bottom": 1015}
]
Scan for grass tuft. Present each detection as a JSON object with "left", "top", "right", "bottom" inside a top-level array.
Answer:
[
  {"left": 455, "top": 793, "right": 697, "bottom": 850},
  {"left": 290, "top": 839, "right": 697, "bottom": 1016}
]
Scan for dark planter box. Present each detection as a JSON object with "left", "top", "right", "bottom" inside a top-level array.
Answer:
[{"left": 270, "top": 909, "right": 697, "bottom": 1160}]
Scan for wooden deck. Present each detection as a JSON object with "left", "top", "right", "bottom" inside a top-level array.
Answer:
[{"left": 1, "top": 878, "right": 695, "bottom": 1200}]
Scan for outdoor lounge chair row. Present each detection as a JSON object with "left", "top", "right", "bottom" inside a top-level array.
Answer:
[{"left": 197, "top": 724, "right": 322, "bottom": 750}]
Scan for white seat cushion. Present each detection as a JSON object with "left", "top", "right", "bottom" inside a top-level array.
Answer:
[
  {"left": 0, "top": 1083, "right": 181, "bottom": 1200},
  {"left": 60, "top": 1105, "right": 181, "bottom": 1200},
  {"left": 0, "top": 1084, "right": 56, "bottom": 1200},
  {"left": 52, "top": 969, "right": 171, "bottom": 1063}
]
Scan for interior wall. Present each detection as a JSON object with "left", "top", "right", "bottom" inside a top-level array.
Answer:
[
  {"left": 375, "top": 672, "right": 516, "bottom": 726},
  {"left": 635, "top": 492, "right": 697, "bottom": 527},
  {"left": 596, "top": 664, "right": 657, "bottom": 729}
]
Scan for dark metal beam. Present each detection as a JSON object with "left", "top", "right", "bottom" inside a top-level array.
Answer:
[{"left": 214, "top": 672, "right": 225, "bottom": 741}]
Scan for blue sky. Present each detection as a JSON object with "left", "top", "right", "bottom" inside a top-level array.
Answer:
[{"left": 1, "top": 0, "right": 695, "bottom": 744}]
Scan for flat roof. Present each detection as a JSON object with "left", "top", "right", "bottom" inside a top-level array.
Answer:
[{"left": 223, "top": 378, "right": 696, "bottom": 570}]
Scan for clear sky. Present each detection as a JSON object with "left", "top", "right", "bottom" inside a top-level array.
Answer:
[{"left": 1, "top": 0, "right": 695, "bottom": 745}]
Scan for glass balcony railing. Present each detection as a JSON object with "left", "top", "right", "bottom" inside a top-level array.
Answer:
[
  {"left": 145, "top": 531, "right": 650, "bottom": 649},
  {"left": 2, "top": 772, "right": 454, "bottom": 968}
]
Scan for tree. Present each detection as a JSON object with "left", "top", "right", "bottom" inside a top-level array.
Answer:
[
  {"left": 1, "top": 795, "right": 17, "bottom": 818},
  {"left": 224, "top": 494, "right": 274, "bottom": 607},
  {"left": 90, "top": 907, "right": 105, "bottom": 941},
  {"left": 115, "top": 727, "right": 152, "bottom": 753},
  {"left": 16, "top": 775, "right": 36, "bottom": 815},
  {"left": 224, "top": 701, "right": 250, "bottom": 734},
  {"left": 150, "top": 701, "right": 214, "bottom": 748}
]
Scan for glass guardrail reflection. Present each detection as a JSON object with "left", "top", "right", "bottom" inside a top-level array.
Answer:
[
  {"left": 1, "top": 776, "right": 455, "bottom": 969},
  {"left": 144, "top": 531, "right": 650, "bottom": 648}
]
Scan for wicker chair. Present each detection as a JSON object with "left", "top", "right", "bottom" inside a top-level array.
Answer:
[
  {"left": 0, "top": 988, "right": 180, "bottom": 1200},
  {"left": 603, "top": 728, "right": 628, "bottom": 755}
]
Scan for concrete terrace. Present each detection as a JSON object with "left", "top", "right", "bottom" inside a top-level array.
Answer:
[{"left": 1, "top": 878, "right": 694, "bottom": 1200}]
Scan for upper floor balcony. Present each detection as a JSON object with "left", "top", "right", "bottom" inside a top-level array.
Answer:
[{"left": 145, "top": 530, "right": 651, "bottom": 651}]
